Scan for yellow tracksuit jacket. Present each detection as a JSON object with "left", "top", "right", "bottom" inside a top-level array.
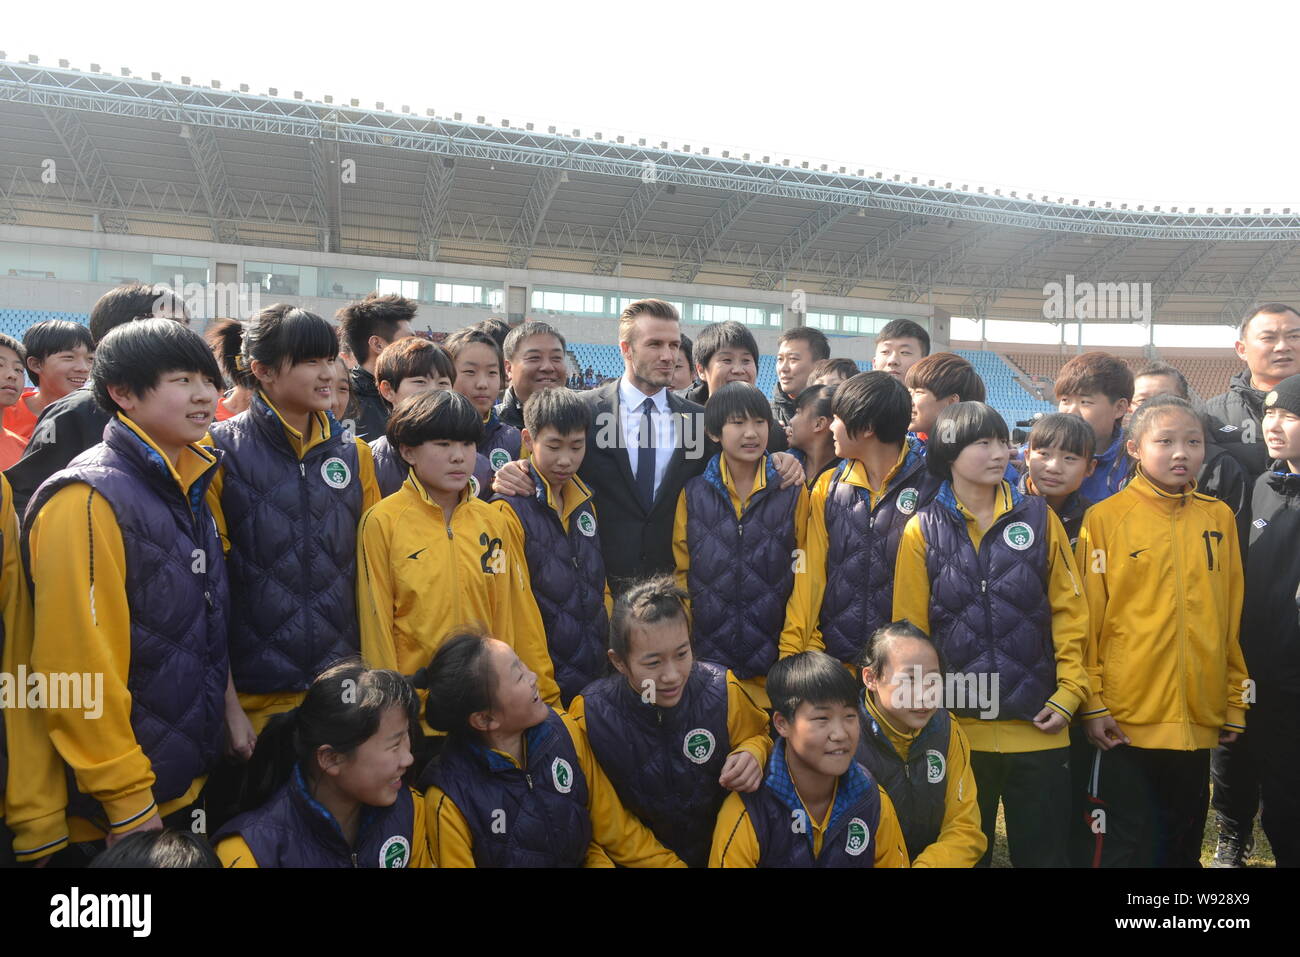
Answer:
[
  {"left": 203, "top": 398, "right": 380, "bottom": 732},
  {"left": 673, "top": 454, "right": 811, "bottom": 708},
  {"left": 0, "top": 475, "right": 37, "bottom": 826},
  {"left": 779, "top": 444, "right": 909, "bottom": 659},
  {"left": 1074, "top": 469, "right": 1248, "bottom": 750},
  {"left": 357, "top": 472, "right": 561, "bottom": 731},
  {"left": 860, "top": 693, "right": 986, "bottom": 867},
  {"left": 423, "top": 709, "right": 687, "bottom": 867},
  {"left": 215, "top": 788, "right": 433, "bottom": 868},
  {"left": 10, "top": 418, "right": 222, "bottom": 854},
  {"left": 892, "top": 480, "right": 1090, "bottom": 753}
]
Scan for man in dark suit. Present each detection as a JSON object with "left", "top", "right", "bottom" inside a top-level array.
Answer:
[{"left": 494, "top": 298, "right": 802, "bottom": 593}]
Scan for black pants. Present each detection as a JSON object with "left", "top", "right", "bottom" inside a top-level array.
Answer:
[
  {"left": 1210, "top": 733, "right": 1260, "bottom": 835},
  {"left": 1068, "top": 725, "right": 1106, "bottom": 867},
  {"left": 1251, "top": 690, "right": 1300, "bottom": 867},
  {"left": 1091, "top": 745, "right": 1210, "bottom": 868},
  {"left": 971, "top": 747, "right": 1071, "bottom": 867}
]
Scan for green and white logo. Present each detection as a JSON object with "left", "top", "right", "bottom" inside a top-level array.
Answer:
[
  {"left": 468, "top": 475, "right": 480, "bottom": 499},
  {"left": 576, "top": 511, "right": 597, "bottom": 538},
  {"left": 321, "top": 457, "right": 352, "bottom": 489},
  {"left": 552, "top": 756, "right": 574, "bottom": 794},
  {"left": 683, "top": 728, "right": 716, "bottom": 764},
  {"left": 845, "top": 817, "right": 869, "bottom": 856},
  {"left": 490, "top": 448, "right": 511, "bottom": 471},
  {"left": 896, "top": 487, "right": 919, "bottom": 515},
  {"left": 1003, "top": 521, "right": 1034, "bottom": 550},
  {"left": 379, "top": 834, "right": 410, "bottom": 868},
  {"left": 926, "top": 748, "right": 946, "bottom": 784}
]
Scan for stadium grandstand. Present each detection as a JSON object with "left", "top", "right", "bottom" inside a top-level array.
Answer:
[{"left": 2, "top": 55, "right": 1299, "bottom": 426}]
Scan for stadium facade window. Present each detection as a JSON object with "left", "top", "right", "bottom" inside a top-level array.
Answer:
[
  {"left": 150, "top": 254, "right": 210, "bottom": 287},
  {"left": 248, "top": 262, "right": 317, "bottom": 297},
  {"left": 0, "top": 241, "right": 93, "bottom": 281},
  {"left": 378, "top": 277, "right": 421, "bottom": 300},
  {"left": 319, "top": 268, "right": 377, "bottom": 301},
  {"left": 433, "top": 282, "right": 490, "bottom": 306},
  {"left": 693, "top": 301, "right": 775, "bottom": 327}
]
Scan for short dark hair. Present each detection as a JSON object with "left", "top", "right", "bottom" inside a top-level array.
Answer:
[
  {"left": 472, "top": 317, "right": 510, "bottom": 352},
  {"left": 905, "top": 352, "right": 986, "bottom": 402},
  {"left": 1055, "top": 351, "right": 1134, "bottom": 403},
  {"left": 778, "top": 327, "right": 831, "bottom": 361},
  {"left": 0, "top": 332, "right": 26, "bottom": 366},
  {"left": 22, "top": 319, "right": 93, "bottom": 386},
  {"left": 89, "top": 282, "right": 187, "bottom": 344},
  {"left": 205, "top": 318, "right": 243, "bottom": 386},
  {"left": 1133, "top": 361, "right": 1189, "bottom": 399},
  {"left": 693, "top": 320, "right": 759, "bottom": 372},
  {"left": 336, "top": 293, "right": 417, "bottom": 364},
  {"left": 444, "top": 327, "right": 505, "bottom": 380},
  {"left": 678, "top": 332, "right": 694, "bottom": 370},
  {"left": 608, "top": 575, "right": 691, "bottom": 661},
  {"left": 375, "top": 337, "right": 454, "bottom": 392},
  {"left": 1239, "top": 302, "right": 1300, "bottom": 339},
  {"left": 809, "top": 357, "right": 859, "bottom": 384},
  {"left": 1028, "top": 412, "right": 1096, "bottom": 459},
  {"left": 88, "top": 829, "right": 220, "bottom": 869},
  {"left": 795, "top": 383, "right": 836, "bottom": 420},
  {"left": 830, "top": 371, "right": 911, "bottom": 444},
  {"left": 618, "top": 299, "right": 680, "bottom": 343},
  {"left": 91, "top": 318, "right": 223, "bottom": 416},
  {"left": 419, "top": 631, "right": 496, "bottom": 737},
  {"left": 926, "top": 401, "right": 1009, "bottom": 480},
  {"left": 386, "top": 387, "right": 483, "bottom": 449},
  {"left": 854, "top": 619, "right": 942, "bottom": 677},
  {"left": 704, "top": 381, "right": 773, "bottom": 440},
  {"left": 523, "top": 385, "right": 591, "bottom": 438},
  {"left": 768, "top": 650, "right": 860, "bottom": 721},
  {"left": 876, "top": 319, "right": 931, "bottom": 356},
  {"left": 503, "top": 320, "right": 566, "bottom": 361}
]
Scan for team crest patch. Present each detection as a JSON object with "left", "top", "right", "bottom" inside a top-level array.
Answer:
[
  {"left": 489, "top": 448, "right": 511, "bottom": 471},
  {"left": 379, "top": 835, "right": 410, "bottom": 868},
  {"left": 896, "top": 487, "right": 919, "bottom": 515},
  {"left": 552, "top": 757, "right": 574, "bottom": 794},
  {"left": 576, "top": 512, "right": 597, "bottom": 537},
  {"left": 845, "top": 818, "right": 869, "bottom": 856},
  {"left": 1003, "top": 521, "right": 1034, "bottom": 550},
  {"left": 468, "top": 475, "right": 481, "bottom": 499},
  {"left": 926, "top": 749, "right": 946, "bottom": 784},
  {"left": 683, "top": 728, "right": 716, "bottom": 764},
  {"left": 321, "top": 457, "right": 352, "bottom": 489}
]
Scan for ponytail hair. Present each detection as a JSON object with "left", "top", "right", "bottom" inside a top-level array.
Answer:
[
  {"left": 205, "top": 317, "right": 247, "bottom": 388},
  {"left": 420, "top": 631, "right": 496, "bottom": 737},
  {"left": 854, "top": 619, "right": 943, "bottom": 679},
  {"left": 241, "top": 659, "right": 420, "bottom": 810}
]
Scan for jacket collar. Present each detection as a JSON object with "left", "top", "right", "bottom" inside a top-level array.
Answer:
[
  {"left": 288, "top": 763, "right": 381, "bottom": 853},
  {"left": 1018, "top": 472, "right": 1090, "bottom": 523},
  {"left": 531, "top": 467, "right": 595, "bottom": 527},
  {"left": 350, "top": 365, "right": 380, "bottom": 399},
  {"left": 764, "top": 738, "right": 872, "bottom": 841},
  {"left": 937, "top": 477, "right": 1020, "bottom": 521},
  {"left": 1095, "top": 424, "right": 1125, "bottom": 469},
  {"left": 838, "top": 435, "right": 922, "bottom": 494},
  {"left": 466, "top": 710, "right": 561, "bottom": 774},
  {"left": 1266, "top": 466, "right": 1300, "bottom": 496},
  {"left": 400, "top": 470, "right": 474, "bottom": 517},
  {"left": 1230, "top": 367, "right": 1267, "bottom": 417},
  {"left": 620, "top": 375, "right": 671, "bottom": 416},
  {"left": 251, "top": 391, "right": 338, "bottom": 460},
  {"left": 702, "top": 451, "right": 776, "bottom": 507},
  {"left": 1126, "top": 466, "right": 1199, "bottom": 509},
  {"left": 860, "top": 689, "right": 940, "bottom": 763},
  {"left": 105, "top": 414, "right": 222, "bottom": 520}
]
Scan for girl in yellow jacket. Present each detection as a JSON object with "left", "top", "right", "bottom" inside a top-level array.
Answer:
[
  {"left": 1075, "top": 395, "right": 1247, "bottom": 868},
  {"left": 356, "top": 389, "right": 560, "bottom": 748},
  {"left": 855, "top": 620, "right": 986, "bottom": 867},
  {"left": 418, "top": 631, "right": 686, "bottom": 868}
]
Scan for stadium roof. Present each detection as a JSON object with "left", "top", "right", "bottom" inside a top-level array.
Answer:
[{"left": 2, "top": 57, "right": 1299, "bottom": 325}]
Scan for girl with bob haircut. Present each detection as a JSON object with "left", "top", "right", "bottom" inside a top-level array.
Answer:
[
  {"left": 418, "top": 630, "right": 685, "bottom": 868},
  {"left": 214, "top": 660, "right": 430, "bottom": 867},
  {"left": 893, "top": 401, "right": 1089, "bottom": 868},
  {"left": 206, "top": 304, "right": 381, "bottom": 734}
]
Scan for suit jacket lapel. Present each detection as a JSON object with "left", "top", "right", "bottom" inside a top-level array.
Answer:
[
  {"left": 603, "top": 380, "right": 641, "bottom": 511},
  {"left": 652, "top": 391, "right": 696, "bottom": 512}
]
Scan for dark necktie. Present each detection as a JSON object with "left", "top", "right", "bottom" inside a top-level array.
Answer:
[{"left": 636, "top": 397, "right": 656, "bottom": 510}]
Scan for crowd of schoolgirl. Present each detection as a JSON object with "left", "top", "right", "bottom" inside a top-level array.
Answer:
[{"left": 0, "top": 282, "right": 1293, "bottom": 870}]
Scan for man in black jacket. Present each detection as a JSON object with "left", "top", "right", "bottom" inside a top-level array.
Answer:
[
  {"left": 1243, "top": 375, "right": 1300, "bottom": 867},
  {"left": 495, "top": 320, "right": 567, "bottom": 429},
  {"left": 773, "top": 326, "right": 830, "bottom": 431},
  {"left": 335, "top": 293, "right": 415, "bottom": 441},
  {"left": 1206, "top": 303, "right": 1300, "bottom": 480},
  {"left": 5, "top": 283, "right": 188, "bottom": 517}
]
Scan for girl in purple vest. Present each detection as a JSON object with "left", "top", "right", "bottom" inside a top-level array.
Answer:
[
  {"left": 206, "top": 306, "right": 380, "bottom": 735},
  {"left": 444, "top": 327, "right": 521, "bottom": 474},
  {"left": 710, "top": 650, "right": 909, "bottom": 867},
  {"left": 893, "top": 401, "right": 1089, "bottom": 867},
  {"left": 569, "top": 576, "right": 772, "bottom": 867},
  {"left": 673, "top": 382, "right": 810, "bottom": 708},
  {"left": 214, "top": 660, "right": 430, "bottom": 867},
  {"left": 418, "top": 630, "right": 685, "bottom": 867}
]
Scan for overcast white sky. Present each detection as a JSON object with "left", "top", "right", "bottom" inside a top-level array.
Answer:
[{"left": 7, "top": 0, "right": 1298, "bottom": 208}]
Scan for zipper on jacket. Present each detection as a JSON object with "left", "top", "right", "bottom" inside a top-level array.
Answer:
[
  {"left": 525, "top": 772, "right": 533, "bottom": 791},
  {"left": 1169, "top": 504, "right": 1192, "bottom": 749},
  {"left": 351, "top": 852, "right": 357, "bottom": 867}
]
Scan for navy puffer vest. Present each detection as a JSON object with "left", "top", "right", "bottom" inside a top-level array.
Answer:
[
  {"left": 854, "top": 697, "right": 950, "bottom": 861},
  {"left": 819, "top": 440, "right": 931, "bottom": 664},
  {"left": 369, "top": 435, "right": 493, "bottom": 501},
  {"left": 738, "top": 741, "right": 882, "bottom": 867},
  {"left": 207, "top": 395, "right": 362, "bottom": 694},
  {"left": 214, "top": 764, "right": 417, "bottom": 867},
  {"left": 918, "top": 483, "right": 1054, "bottom": 722},
  {"left": 684, "top": 455, "right": 800, "bottom": 679},
  {"left": 24, "top": 418, "right": 229, "bottom": 823},
  {"left": 494, "top": 473, "right": 608, "bottom": 705},
  {"left": 480, "top": 413, "right": 522, "bottom": 474},
  {"left": 422, "top": 708, "right": 591, "bottom": 867},
  {"left": 580, "top": 661, "right": 730, "bottom": 867}
]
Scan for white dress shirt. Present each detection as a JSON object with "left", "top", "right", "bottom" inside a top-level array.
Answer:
[{"left": 618, "top": 375, "right": 677, "bottom": 501}]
